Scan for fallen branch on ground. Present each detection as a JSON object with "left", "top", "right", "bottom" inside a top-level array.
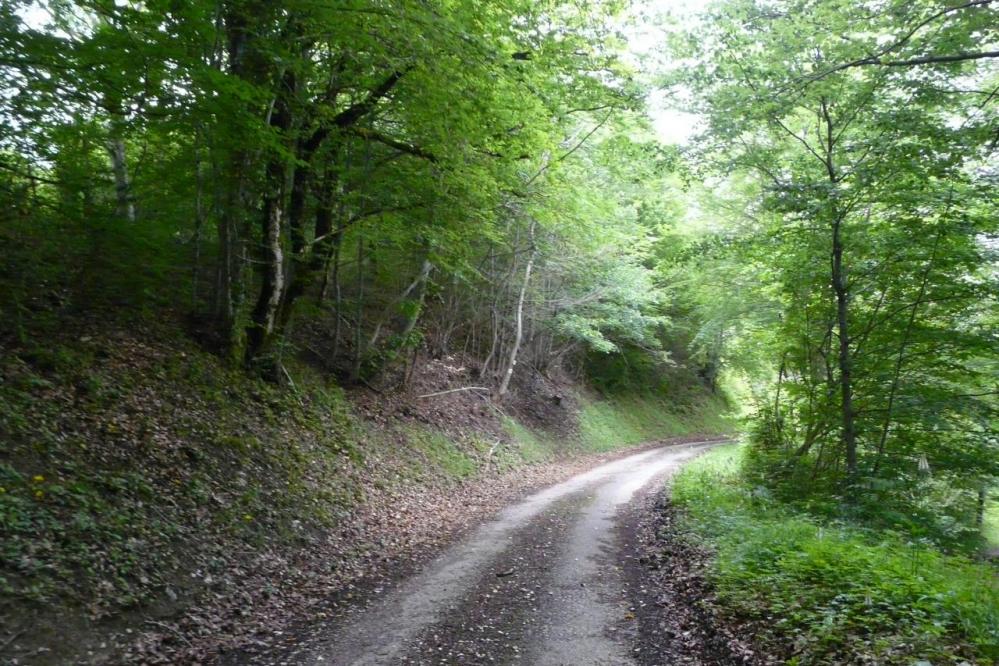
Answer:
[{"left": 416, "top": 386, "right": 491, "bottom": 399}]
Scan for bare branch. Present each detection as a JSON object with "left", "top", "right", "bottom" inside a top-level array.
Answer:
[
  {"left": 348, "top": 127, "right": 437, "bottom": 162},
  {"left": 416, "top": 386, "right": 491, "bottom": 399}
]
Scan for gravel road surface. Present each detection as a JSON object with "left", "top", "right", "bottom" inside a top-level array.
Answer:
[{"left": 298, "top": 441, "right": 719, "bottom": 665}]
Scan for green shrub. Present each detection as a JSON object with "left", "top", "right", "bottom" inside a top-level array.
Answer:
[
  {"left": 672, "top": 445, "right": 999, "bottom": 664},
  {"left": 984, "top": 498, "right": 999, "bottom": 548}
]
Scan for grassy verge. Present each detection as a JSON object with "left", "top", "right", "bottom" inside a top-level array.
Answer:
[
  {"left": 670, "top": 444, "right": 999, "bottom": 665},
  {"left": 0, "top": 328, "right": 731, "bottom": 618},
  {"left": 399, "top": 425, "right": 482, "bottom": 481},
  {"left": 498, "top": 390, "right": 732, "bottom": 461},
  {"left": 500, "top": 416, "right": 558, "bottom": 464},
  {"left": 578, "top": 392, "right": 732, "bottom": 452},
  {"left": 985, "top": 499, "right": 999, "bottom": 548}
]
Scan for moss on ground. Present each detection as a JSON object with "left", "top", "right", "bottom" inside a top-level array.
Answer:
[
  {"left": 402, "top": 425, "right": 481, "bottom": 481},
  {"left": 500, "top": 416, "right": 559, "bottom": 463},
  {"left": 497, "top": 389, "right": 732, "bottom": 461}
]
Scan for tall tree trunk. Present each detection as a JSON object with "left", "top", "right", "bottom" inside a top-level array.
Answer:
[
  {"left": 818, "top": 98, "right": 858, "bottom": 484},
  {"left": 330, "top": 233, "right": 344, "bottom": 361},
  {"left": 774, "top": 353, "right": 787, "bottom": 438},
  {"left": 245, "top": 157, "right": 286, "bottom": 371},
  {"left": 321, "top": 219, "right": 346, "bottom": 360},
  {"left": 268, "top": 158, "right": 333, "bottom": 345},
  {"left": 102, "top": 91, "right": 136, "bottom": 223},
  {"left": 498, "top": 221, "right": 536, "bottom": 397},
  {"left": 351, "top": 232, "right": 365, "bottom": 382},
  {"left": 977, "top": 486, "right": 987, "bottom": 529},
  {"left": 831, "top": 214, "right": 858, "bottom": 480},
  {"left": 214, "top": 153, "right": 247, "bottom": 359},
  {"left": 398, "top": 257, "right": 433, "bottom": 341},
  {"left": 480, "top": 249, "right": 500, "bottom": 376},
  {"left": 107, "top": 136, "right": 136, "bottom": 222},
  {"left": 192, "top": 138, "right": 205, "bottom": 307},
  {"left": 216, "top": 2, "right": 269, "bottom": 361},
  {"left": 244, "top": 61, "right": 296, "bottom": 371}
]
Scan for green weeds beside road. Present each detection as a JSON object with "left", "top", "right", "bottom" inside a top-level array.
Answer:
[{"left": 670, "top": 445, "right": 999, "bottom": 665}]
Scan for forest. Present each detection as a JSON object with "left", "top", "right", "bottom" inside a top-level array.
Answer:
[{"left": 0, "top": 0, "right": 997, "bottom": 664}]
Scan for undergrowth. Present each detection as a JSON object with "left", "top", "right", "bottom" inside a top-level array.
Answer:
[
  {"left": 501, "top": 416, "right": 555, "bottom": 464},
  {"left": 498, "top": 390, "right": 731, "bottom": 461},
  {"left": 671, "top": 444, "right": 999, "bottom": 665}
]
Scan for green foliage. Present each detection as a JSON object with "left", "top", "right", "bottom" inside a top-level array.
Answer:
[
  {"left": 984, "top": 498, "right": 999, "bottom": 548},
  {"left": 1, "top": 202, "right": 191, "bottom": 344},
  {"left": 0, "top": 0, "right": 692, "bottom": 396},
  {"left": 498, "top": 388, "right": 733, "bottom": 461},
  {"left": 744, "top": 428, "right": 997, "bottom": 549},
  {"left": 666, "top": 0, "right": 999, "bottom": 539},
  {"left": 672, "top": 445, "right": 999, "bottom": 664},
  {"left": 5, "top": 0, "right": 994, "bottom": 657}
]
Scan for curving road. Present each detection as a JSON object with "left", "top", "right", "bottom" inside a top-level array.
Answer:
[{"left": 294, "top": 441, "right": 719, "bottom": 666}]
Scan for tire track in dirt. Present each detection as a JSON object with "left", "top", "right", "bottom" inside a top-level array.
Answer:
[{"left": 300, "top": 441, "right": 720, "bottom": 665}]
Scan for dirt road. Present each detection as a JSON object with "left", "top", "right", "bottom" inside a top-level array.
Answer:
[{"left": 289, "top": 441, "right": 719, "bottom": 665}]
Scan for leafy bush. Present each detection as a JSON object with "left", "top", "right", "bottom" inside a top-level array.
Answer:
[
  {"left": 672, "top": 445, "right": 999, "bottom": 664},
  {"left": 742, "top": 424, "right": 994, "bottom": 551}
]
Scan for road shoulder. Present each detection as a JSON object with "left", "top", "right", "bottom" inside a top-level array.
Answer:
[{"left": 619, "top": 486, "right": 771, "bottom": 665}]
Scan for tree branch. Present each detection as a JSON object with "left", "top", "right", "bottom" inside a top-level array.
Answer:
[
  {"left": 0, "top": 161, "right": 61, "bottom": 185},
  {"left": 799, "top": 0, "right": 996, "bottom": 83},
  {"left": 831, "top": 49, "right": 999, "bottom": 72},
  {"left": 416, "top": 386, "right": 491, "bottom": 399},
  {"left": 348, "top": 127, "right": 437, "bottom": 162},
  {"left": 304, "top": 68, "right": 411, "bottom": 152},
  {"left": 333, "top": 69, "right": 409, "bottom": 127}
]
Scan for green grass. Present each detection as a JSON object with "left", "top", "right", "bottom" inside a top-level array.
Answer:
[
  {"left": 579, "top": 392, "right": 732, "bottom": 452},
  {"left": 501, "top": 416, "right": 557, "bottom": 463},
  {"left": 984, "top": 499, "right": 999, "bottom": 548},
  {"left": 671, "top": 444, "right": 999, "bottom": 665},
  {"left": 499, "top": 391, "right": 733, "bottom": 461},
  {"left": 403, "top": 426, "right": 480, "bottom": 480}
]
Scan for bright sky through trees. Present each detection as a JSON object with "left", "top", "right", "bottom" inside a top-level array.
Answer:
[{"left": 627, "top": 0, "right": 710, "bottom": 144}]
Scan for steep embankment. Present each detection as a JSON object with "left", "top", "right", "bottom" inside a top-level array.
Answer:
[{"left": 0, "top": 319, "right": 730, "bottom": 665}]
